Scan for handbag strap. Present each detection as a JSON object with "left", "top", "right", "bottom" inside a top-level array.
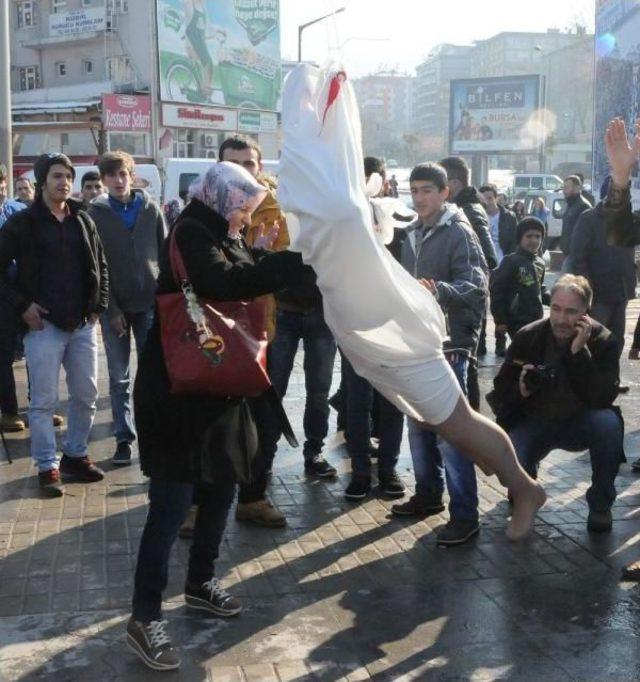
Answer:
[{"left": 168, "top": 227, "right": 189, "bottom": 287}]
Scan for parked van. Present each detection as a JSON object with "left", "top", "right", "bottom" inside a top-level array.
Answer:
[
  {"left": 523, "top": 189, "right": 565, "bottom": 250},
  {"left": 512, "top": 173, "right": 563, "bottom": 199},
  {"left": 23, "top": 164, "right": 162, "bottom": 203},
  {"left": 162, "top": 157, "right": 280, "bottom": 205}
]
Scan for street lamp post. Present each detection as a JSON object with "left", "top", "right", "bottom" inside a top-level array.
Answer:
[
  {"left": 298, "top": 7, "right": 346, "bottom": 62},
  {"left": 0, "top": 0, "right": 13, "bottom": 191}
]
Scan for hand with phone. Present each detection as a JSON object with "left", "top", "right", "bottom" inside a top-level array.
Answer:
[{"left": 570, "top": 314, "right": 592, "bottom": 355}]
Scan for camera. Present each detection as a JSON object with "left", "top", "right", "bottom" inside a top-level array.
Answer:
[{"left": 522, "top": 364, "right": 557, "bottom": 394}]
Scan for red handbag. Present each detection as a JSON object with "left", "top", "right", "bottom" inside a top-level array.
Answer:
[{"left": 156, "top": 228, "right": 271, "bottom": 398}]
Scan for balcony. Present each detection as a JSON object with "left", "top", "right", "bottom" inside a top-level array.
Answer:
[{"left": 21, "top": 31, "right": 104, "bottom": 49}]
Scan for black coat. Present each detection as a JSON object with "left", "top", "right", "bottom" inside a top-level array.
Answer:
[
  {"left": 0, "top": 197, "right": 108, "bottom": 321},
  {"left": 497, "top": 206, "right": 518, "bottom": 256},
  {"left": 488, "top": 318, "right": 620, "bottom": 429},
  {"left": 452, "top": 186, "right": 498, "bottom": 269},
  {"left": 570, "top": 203, "right": 636, "bottom": 304},
  {"left": 133, "top": 199, "right": 305, "bottom": 484},
  {"left": 560, "top": 193, "right": 591, "bottom": 255}
]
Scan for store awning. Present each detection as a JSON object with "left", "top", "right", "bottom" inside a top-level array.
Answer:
[{"left": 12, "top": 99, "right": 102, "bottom": 115}]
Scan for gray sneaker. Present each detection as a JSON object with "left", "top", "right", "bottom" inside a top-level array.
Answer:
[
  {"left": 436, "top": 519, "right": 480, "bottom": 546},
  {"left": 126, "top": 618, "right": 180, "bottom": 671},
  {"left": 185, "top": 577, "right": 242, "bottom": 617}
]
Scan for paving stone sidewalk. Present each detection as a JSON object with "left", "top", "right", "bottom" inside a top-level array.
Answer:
[{"left": 3, "top": 305, "right": 640, "bottom": 680}]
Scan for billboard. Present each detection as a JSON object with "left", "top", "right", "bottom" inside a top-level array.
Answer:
[
  {"left": 593, "top": 0, "right": 640, "bottom": 205},
  {"left": 449, "top": 75, "right": 542, "bottom": 154},
  {"left": 49, "top": 8, "right": 106, "bottom": 36},
  {"left": 156, "top": 0, "right": 281, "bottom": 112}
]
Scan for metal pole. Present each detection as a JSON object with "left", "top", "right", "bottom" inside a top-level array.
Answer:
[
  {"left": 0, "top": 0, "right": 13, "bottom": 193},
  {"left": 297, "top": 7, "right": 345, "bottom": 63}
]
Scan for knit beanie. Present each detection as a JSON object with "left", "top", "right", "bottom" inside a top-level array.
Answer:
[
  {"left": 516, "top": 216, "right": 545, "bottom": 244},
  {"left": 33, "top": 153, "right": 76, "bottom": 188}
]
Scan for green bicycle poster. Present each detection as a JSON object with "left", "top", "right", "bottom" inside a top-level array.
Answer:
[{"left": 156, "top": 0, "right": 281, "bottom": 111}]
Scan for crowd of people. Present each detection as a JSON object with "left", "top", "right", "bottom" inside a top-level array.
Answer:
[{"left": 0, "top": 108, "right": 638, "bottom": 671}]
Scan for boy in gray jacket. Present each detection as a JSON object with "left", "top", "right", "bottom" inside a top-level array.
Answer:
[
  {"left": 392, "top": 162, "right": 488, "bottom": 546},
  {"left": 89, "top": 151, "right": 167, "bottom": 465}
]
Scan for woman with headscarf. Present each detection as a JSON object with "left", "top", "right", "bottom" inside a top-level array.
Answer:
[{"left": 126, "top": 162, "right": 306, "bottom": 671}]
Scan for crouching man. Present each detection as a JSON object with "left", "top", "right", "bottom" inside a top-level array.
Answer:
[{"left": 489, "top": 274, "right": 623, "bottom": 533}]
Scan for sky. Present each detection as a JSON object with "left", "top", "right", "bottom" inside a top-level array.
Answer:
[{"left": 280, "top": 0, "right": 596, "bottom": 77}]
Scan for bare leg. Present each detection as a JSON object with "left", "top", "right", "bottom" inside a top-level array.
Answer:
[{"left": 421, "top": 396, "right": 546, "bottom": 540}]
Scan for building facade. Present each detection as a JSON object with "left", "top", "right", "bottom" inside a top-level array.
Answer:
[
  {"left": 413, "top": 44, "right": 473, "bottom": 159},
  {"left": 9, "top": 0, "right": 281, "bottom": 176}
]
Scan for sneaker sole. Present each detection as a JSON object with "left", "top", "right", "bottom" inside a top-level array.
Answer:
[
  {"left": 381, "top": 488, "right": 406, "bottom": 498},
  {"left": 391, "top": 505, "right": 445, "bottom": 517},
  {"left": 184, "top": 594, "right": 242, "bottom": 617},
  {"left": 436, "top": 526, "right": 480, "bottom": 546},
  {"left": 112, "top": 459, "right": 132, "bottom": 467},
  {"left": 305, "top": 469, "right": 338, "bottom": 479},
  {"left": 40, "top": 486, "right": 64, "bottom": 498},
  {"left": 344, "top": 491, "right": 370, "bottom": 501},
  {"left": 126, "top": 635, "right": 180, "bottom": 671}
]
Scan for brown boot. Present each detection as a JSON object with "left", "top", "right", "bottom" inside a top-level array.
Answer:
[
  {"left": 235, "top": 500, "right": 286, "bottom": 528},
  {"left": 1, "top": 414, "right": 26, "bottom": 432}
]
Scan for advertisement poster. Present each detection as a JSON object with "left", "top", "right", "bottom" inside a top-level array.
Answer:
[
  {"left": 102, "top": 95, "right": 152, "bottom": 131},
  {"left": 156, "top": 0, "right": 281, "bottom": 111},
  {"left": 49, "top": 8, "right": 106, "bottom": 36},
  {"left": 449, "top": 75, "right": 541, "bottom": 153},
  {"left": 593, "top": 0, "right": 640, "bottom": 206}
]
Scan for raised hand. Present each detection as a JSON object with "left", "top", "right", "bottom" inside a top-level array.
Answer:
[
  {"left": 605, "top": 117, "right": 640, "bottom": 189},
  {"left": 253, "top": 221, "right": 280, "bottom": 250}
]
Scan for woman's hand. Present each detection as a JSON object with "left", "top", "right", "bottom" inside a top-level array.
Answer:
[{"left": 254, "top": 221, "right": 280, "bottom": 250}]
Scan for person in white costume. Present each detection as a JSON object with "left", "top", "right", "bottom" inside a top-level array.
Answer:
[{"left": 278, "top": 64, "right": 546, "bottom": 540}]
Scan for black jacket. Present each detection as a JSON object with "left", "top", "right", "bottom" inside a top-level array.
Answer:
[
  {"left": 497, "top": 205, "right": 518, "bottom": 255},
  {"left": 489, "top": 248, "right": 549, "bottom": 334},
  {"left": 133, "top": 199, "right": 306, "bottom": 485},
  {"left": 488, "top": 318, "right": 619, "bottom": 428},
  {"left": 452, "top": 186, "right": 498, "bottom": 269},
  {"left": 604, "top": 184, "right": 640, "bottom": 247},
  {"left": 0, "top": 197, "right": 108, "bottom": 323},
  {"left": 570, "top": 203, "right": 636, "bottom": 304},
  {"left": 561, "top": 193, "right": 591, "bottom": 255}
]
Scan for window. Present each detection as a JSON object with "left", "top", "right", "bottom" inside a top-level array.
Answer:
[
  {"left": 56, "top": 62, "right": 67, "bottom": 77},
  {"left": 514, "top": 177, "right": 530, "bottom": 189},
  {"left": 19, "top": 65, "right": 40, "bottom": 91},
  {"left": 17, "top": 1, "right": 38, "bottom": 28},
  {"left": 172, "top": 129, "right": 195, "bottom": 158},
  {"left": 83, "top": 60, "right": 93, "bottom": 75},
  {"left": 51, "top": 0, "right": 67, "bottom": 13},
  {"left": 544, "top": 176, "right": 563, "bottom": 191},
  {"left": 106, "top": 56, "right": 133, "bottom": 83},
  {"left": 107, "top": 0, "right": 129, "bottom": 13},
  {"left": 531, "top": 176, "right": 544, "bottom": 189},
  {"left": 82, "top": 0, "right": 93, "bottom": 5}
]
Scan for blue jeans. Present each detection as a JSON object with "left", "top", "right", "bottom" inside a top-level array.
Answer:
[
  {"left": 408, "top": 353, "right": 478, "bottom": 522},
  {"left": 509, "top": 409, "right": 622, "bottom": 512},
  {"left": 266, "top": 308, "right": 337, "bottom": 459},
  {"left": 132, "top": 475, "right": 236, "bottom": 622},
  {"left": 343, "top": 357, "right": 404, "bottom": 476},
  {"left": 100, "top": 309, "right": 154, "bottom": 444},
  {"left": 23, "top": 320, "right": 98, "bottom": 472}
]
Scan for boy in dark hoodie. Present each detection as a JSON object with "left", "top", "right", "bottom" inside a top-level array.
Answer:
[{"left": 490, "top": 217, "right": 550, "bottom": 340}]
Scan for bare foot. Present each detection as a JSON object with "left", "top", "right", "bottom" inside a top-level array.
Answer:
[{"left": 506, "top": 482, "right": 546, "bottom": 541}]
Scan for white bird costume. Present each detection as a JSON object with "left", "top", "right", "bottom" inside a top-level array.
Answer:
[{"left": 278, "top": 65, "right": 463, "bottom": 425}]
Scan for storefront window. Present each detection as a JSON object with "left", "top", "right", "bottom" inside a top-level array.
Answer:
[{"left": 108, "top": 132, "right": 149, "bottom": 156}]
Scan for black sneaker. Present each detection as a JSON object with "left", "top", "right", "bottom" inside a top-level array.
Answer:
[
  {"left": 59, "top": 454, "right": 104, "bottom": 482},
  {"left": 38, "top": 469, "right": 64, "bottom": 498},
  {"left": 126, "top": 618, "right": 180, "bottom": 671},
  {"left": 391, "top": 493, "right": 444, "bottom": 517},
  {"left": 304, "top": 456, "right": 337, "bottom": 478},
  {"left": 631, "top": 458, "right": 640, "bottom": 472},
  {"left": 587, "top": 509, "right": 613, "bottom": 533},
  {"left": 379, "top": 471, "right": 405, "bottom": 498},
  {"left": 344, "top": 475, "right": 371, "bottom": 501},
  {"left": 113, "top": 441, "right": 132, "bottom": 466},
  {"left": 436, "top": 519, "right": 480, "bottom": 546},
  {"left": 185, "top": 577, "right": 242, "bottom": 617}
]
